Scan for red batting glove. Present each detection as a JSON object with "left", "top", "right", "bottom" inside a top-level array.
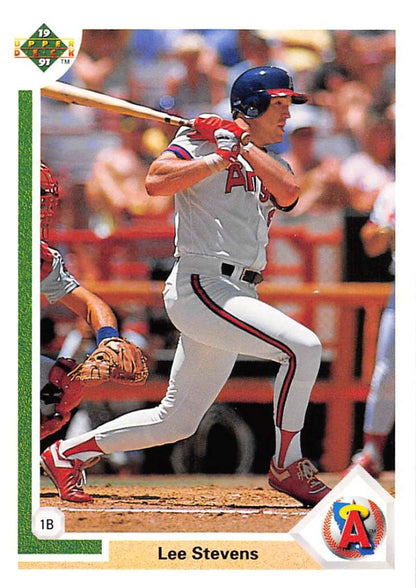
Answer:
[{"left": 191, "top": 115, "right": 246, "bottom": 143}]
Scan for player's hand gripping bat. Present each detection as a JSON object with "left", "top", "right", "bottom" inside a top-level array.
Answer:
[{"left": 41, "top": 82, "right": 251, "bottom": 145}]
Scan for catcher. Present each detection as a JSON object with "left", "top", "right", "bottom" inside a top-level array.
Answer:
[{"left": 40, "top": 162, "right": 148, "bottom": 441}]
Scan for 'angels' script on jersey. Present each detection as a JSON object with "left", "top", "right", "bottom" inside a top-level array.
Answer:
[{"left": 224, "top": 161, "right": 272, "bottom": 203}]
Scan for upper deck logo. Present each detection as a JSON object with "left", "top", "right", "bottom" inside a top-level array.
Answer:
[
  {"left": 322, "top": 496, "right": 386, "bottom": 559},
  {"left": 14, "top": 24, "right": 75, "bottom": 72}
]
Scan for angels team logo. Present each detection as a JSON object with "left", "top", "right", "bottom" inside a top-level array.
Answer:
[{"left": 322, "top": 496, "right": 386, "bottom": 559}]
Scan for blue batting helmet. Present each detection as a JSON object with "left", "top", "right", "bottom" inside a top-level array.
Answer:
[{"left": 230, "top": 66, "right": 309, "bottom": 119}]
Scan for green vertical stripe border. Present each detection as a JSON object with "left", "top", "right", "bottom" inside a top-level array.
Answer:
[{"left": 18, "top": 90, "right": 101, "bottom": 556}]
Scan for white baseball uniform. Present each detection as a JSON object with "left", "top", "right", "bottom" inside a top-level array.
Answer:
[
  {"left": 60, "top": 126, "right": 322, "bottom": 468},
  {"left": 40, "top": 242, "right": 80, "bottom": 394},
  {"left": 363, "top": 181, "right": 395, "bottom": 435},
  {"left": 41, "top": 242, "right": 79, "bottom": 304}
]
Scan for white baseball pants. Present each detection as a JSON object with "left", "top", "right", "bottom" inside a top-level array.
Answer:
[
  {"left": 62, "top": 255, "right": 322, "bottom": 466},
  {"left": 364, "top": 289, "right": 395, "bottom": 435}
]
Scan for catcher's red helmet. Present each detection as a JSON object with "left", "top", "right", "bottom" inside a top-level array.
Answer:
[{"left": 40, "top": 162, "right": 60, "bottom": 239}]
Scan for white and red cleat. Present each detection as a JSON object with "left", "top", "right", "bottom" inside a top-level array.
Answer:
[
  {"left": 344, "top": 447, "right": 383, "bottom": 478},
  {"left": 40, "top": 440, "right": 97, "bottom": 503},
  {"left": 268, "top": 457, "right": 331, "bottom": 507}
]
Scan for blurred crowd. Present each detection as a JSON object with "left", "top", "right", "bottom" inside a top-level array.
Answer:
[
  {"left": 40, "top": 29, "right": 395, "bottom": 475},
  {"left": 41, "top": 29, "right": 395, "bottom": 317},
  {"left": 42, "top": 28, "right": 395, "bottom": 233},
  {"left": 41, "top": 27, "right": 395, "bottom": 353}
]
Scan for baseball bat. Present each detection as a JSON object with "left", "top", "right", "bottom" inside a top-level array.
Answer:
[
  {"left": 41, "top": 81, "right": 250, "bottom": 144},
  {"left": 41, "top": 81, "right": 191, "bottom": 128}
]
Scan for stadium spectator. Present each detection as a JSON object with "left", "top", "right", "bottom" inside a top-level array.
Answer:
[
  {"left": 128, "top": 29, "right": 182, "bottom": 62},
  {"left": 70, "top": 29, "right": 133, "bottom": 95},
  {"left": 41, "top": 31, "right": 135, "bottom": 210},
  {"left": 341, "top": 105, "right": 395, "bottom": 282},
  {"left": 282, "top": 105, "right": 350, "bottom": 224},
  {"left": 198, "top": 29, "right": 243, "bottom": 67},
  {"left": 347, "top": 31, "right": 395, "bottom": 108},
  {"left": 162, "top": 32, "right": 221, "bottom": 117},
  {"left": 127, "top": 30, "right": 185, "bottom": 108},
  {"left": 85, "top": 115, "right": 173, "bottom": 237},
  {"left": 258, "top": 29, "right": 332, "bottom": 91},
  {"left": 225, "top": 30, "right": 291, "bottom": 91},
  {"left": 307, "top": 30, "right": 394, "bottom": 157},
  {"left": 274, "top": 105, "right": 350, "bottom": 285},
  {"left": 340, "top": 107, "right": 395, "bottom": 215}
]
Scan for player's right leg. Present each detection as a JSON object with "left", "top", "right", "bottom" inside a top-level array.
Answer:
[
  {"left": 40, "top": 335, "right": 237, "bottom": 501},
  {"left": 163, "top": 266, "right": 329, "bottom": 506}
]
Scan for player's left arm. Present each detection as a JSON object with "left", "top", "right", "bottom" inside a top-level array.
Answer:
[{"left": 59, "top": 286, "right": 118, "bottom": 339}]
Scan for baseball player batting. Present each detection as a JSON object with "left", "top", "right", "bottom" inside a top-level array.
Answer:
[{"left": 41, "top": 66, "right": 331, "bottom": 506}]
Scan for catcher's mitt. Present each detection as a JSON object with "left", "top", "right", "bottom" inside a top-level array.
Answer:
[{"left": 68, "top": 337, "right": 149, "bottom": 386}]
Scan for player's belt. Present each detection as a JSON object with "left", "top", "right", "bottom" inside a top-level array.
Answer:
[{"left": 221, "top": 263, "right": 263, "bottom": 285}]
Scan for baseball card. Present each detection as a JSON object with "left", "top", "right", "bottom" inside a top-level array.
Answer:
[{"left": 6, "top": 3, "right": 415, "bottom": 585}]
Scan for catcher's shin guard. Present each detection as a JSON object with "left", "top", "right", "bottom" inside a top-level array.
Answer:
[
  {"left": 268, "top": 457, "right": 331, "bottom": 507},
  {"left": 40, "top": 440, "right": 99, "bottom": 503},
  {"left": 40, "top": 357, "right": 83, "bottom": 440}
]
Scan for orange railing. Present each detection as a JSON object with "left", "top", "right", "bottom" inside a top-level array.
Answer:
[
  {"left": 79, "top": 280, "right": 391, "bottom": 472},
  {"left": 47, "top": 225, "right": 389, "bottom": 470},
  {"left": 49, "top": 224, "right": 343, "bottom": 282}
]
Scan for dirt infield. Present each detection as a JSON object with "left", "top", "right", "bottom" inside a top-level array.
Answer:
[{"left": 40, "top": 471, "right": 395, "bottom": 534}]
